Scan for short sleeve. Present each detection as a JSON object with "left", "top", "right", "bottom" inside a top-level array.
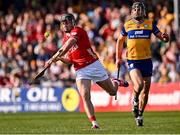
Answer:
[
  {"left": 121, "top": 26, "right": 127, "bottom": 36},
  {"left": 152, "top": 22, "right": 160, "bottom": 35}
]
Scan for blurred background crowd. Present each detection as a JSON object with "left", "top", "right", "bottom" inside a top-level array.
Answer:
[{"left": 0, "top": 0, "right": 179, "bottom": 88}]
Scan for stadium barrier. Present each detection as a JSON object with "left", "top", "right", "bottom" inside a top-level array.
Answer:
[
  {"left": 0, "top": 83, "right": 179, "bottom": 113},
  {"left": 80, "top": 82, "right": 180, "bottom": 112},
  {"left": 0, "top": 87, "right": 80, "bottom": 113}
]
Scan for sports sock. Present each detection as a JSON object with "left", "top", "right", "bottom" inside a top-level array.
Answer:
[
  {"left": 89, "top": 115, "right": 99, "bottom": 126},
  {"left": 133, "top": 95, "right": 139, "bottom": 103},
  {"left": 139, "top": 109, "right": 144, "bottom": 116},
  {"left": 89, "top": 115, "right": 96, "bottom": 122}
]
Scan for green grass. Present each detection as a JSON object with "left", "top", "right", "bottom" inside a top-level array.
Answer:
[{"left": 0, "top": 111, "right": 180, "bottom": 134}]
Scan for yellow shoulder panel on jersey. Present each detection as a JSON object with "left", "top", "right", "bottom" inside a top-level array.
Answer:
[{"left": 124, "top": 19, "right": 153, "bottom": 32}]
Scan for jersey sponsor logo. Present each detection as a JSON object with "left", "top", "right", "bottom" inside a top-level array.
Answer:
[
  {"left": 135, "top": 30, "right": 143, "bottom": 35},
  {"left": 128, "top": 29, "right": 151, "bottom": 39},
  {"left": 130, "top": 35, "right": 150, "bottom": 38}
]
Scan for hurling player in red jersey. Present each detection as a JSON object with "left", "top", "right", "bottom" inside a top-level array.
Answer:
[{"left": 47, "top": 13, "right": 128, "bottom": 129}]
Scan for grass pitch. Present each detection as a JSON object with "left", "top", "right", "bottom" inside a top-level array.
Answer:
[{"left": 0, "top": 111, "right": 180, "bottom": 134}]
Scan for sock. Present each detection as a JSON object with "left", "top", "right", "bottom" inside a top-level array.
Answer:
[
  {"left": 139, "top": 110, "right": 144, "bottom": 116},
  {"left": 89, "top": 115, "right": 96, "bottom": 122},
  {"left": 89, "top": 115, "right": 99, "bottom": 126},
  {"left": 133, "top": 95, "right": 139, "bottom": 103}
]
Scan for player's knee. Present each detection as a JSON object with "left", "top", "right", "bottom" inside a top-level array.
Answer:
[
  {"left": 80, "top": 90, "right": 90, "bottom": 101},
  {"left": 134, "top": 82, "right": 144, "bottom": 91}
]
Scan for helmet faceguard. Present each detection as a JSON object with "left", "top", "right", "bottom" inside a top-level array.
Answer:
[
  {"left": 59, "top": 13, "right": 76, "bottom": 33},
  {"left": 59, "top": 13, "right": 76, "bottom": 26},
  {"left": 131, "top": 2, "right": 146, "bottom": 20}
]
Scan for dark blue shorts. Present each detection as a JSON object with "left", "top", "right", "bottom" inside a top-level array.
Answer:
[{"left": 127, "top": 59, "right": 153, "bottom": 77}]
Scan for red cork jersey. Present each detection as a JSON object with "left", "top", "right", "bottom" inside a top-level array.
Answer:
[{"left": 62, "top": 27, "right": 98, "bottom": 70}]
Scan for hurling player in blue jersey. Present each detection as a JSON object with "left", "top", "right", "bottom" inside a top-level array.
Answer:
[{"left": 116, "top": 2, "right": 169, "bottom": 126}]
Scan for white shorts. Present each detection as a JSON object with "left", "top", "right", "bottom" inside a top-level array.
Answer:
[{"left": 76, "top": 60, "right": 109, "bottom": 83}]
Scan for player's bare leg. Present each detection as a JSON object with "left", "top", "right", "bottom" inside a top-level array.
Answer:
[
  {"left": 76, "top": 79, "right": 99, "bottom": 129},
  {"left": 96, "top": 78, "right": 117, "bottom": 96},
  {"left": 96, "top": 77, "right": 128, "bottom": 96},
  {"left": 139, "top": 77, "right": 151, "bottom": 113},
  {"left": 138, "top": 77, "right": 151, "bottom": 126},
  {"left": 129, "top": 69, "right": 144, "bottom": 126}
]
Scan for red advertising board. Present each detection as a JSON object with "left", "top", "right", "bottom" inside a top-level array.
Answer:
[{"left": 79, "top": 83, "right": 180, "bottom": 112}]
